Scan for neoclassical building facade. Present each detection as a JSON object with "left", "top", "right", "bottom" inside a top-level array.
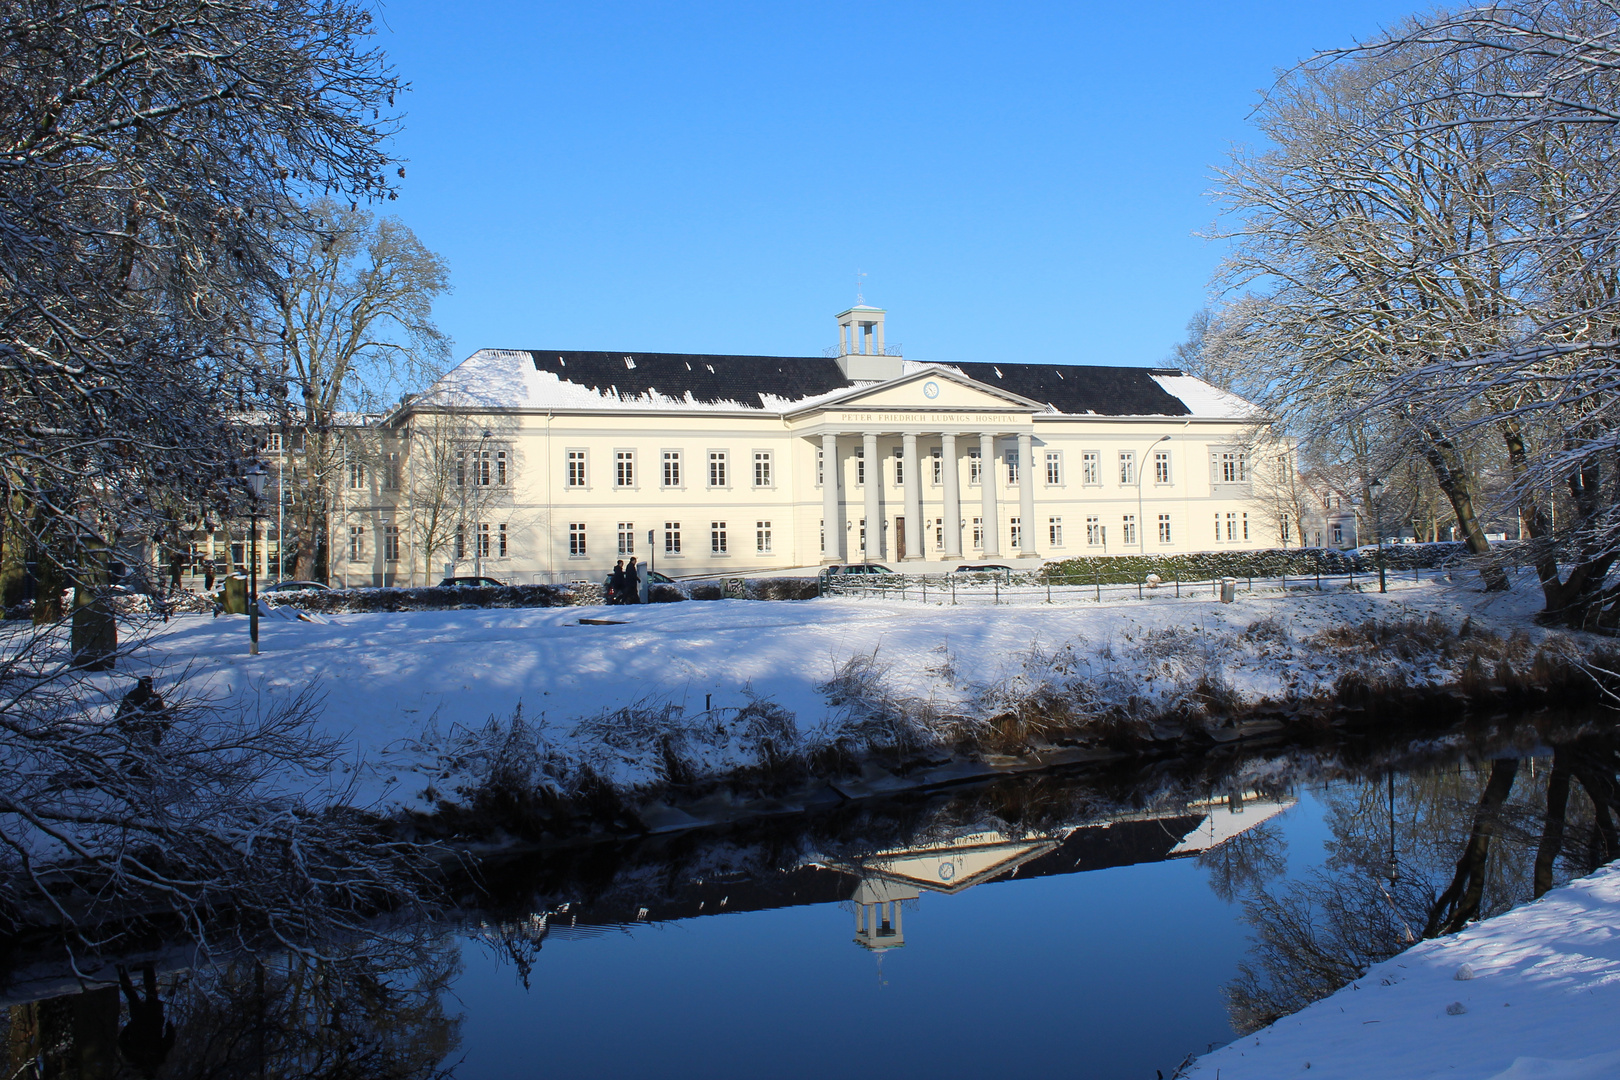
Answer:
[{"left": 338, "top": 307, "right": 1280, "bottom": 585}]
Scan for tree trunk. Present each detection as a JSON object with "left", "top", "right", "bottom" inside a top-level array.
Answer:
[
  {"left": 1424, "top": 757, "right": 1519, "bottom": 938},
  {"left": 71, "top": 542, "right": 117, "bottom": 671},
  {"left": 1416, "top": 424, "right": 1510, "bottom": 591},
  {"left": 1533, "top": 750, "right": 1570, "bottom": 898}
]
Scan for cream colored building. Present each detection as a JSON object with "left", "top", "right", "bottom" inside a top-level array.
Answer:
[{"left": 337, "top": 307, "right": 1279, "bottom": 585}]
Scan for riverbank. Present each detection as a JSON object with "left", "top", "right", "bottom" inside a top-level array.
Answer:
[
  {"left": 71, "top": 574, "right": 1607, "bottom": 836},
  {"left": 1187, "top": 862, "right": 1620, "bottom": 1080}
]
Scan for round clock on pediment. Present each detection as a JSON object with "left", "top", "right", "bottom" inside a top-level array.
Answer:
[{"left": 923, "top": 380, "right": 940, "bottom": 399}]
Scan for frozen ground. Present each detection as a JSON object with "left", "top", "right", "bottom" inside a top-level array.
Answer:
[
  {"left": 1188, "top": 863, "right": 1620, "bottom": 1080},
  {"left": 73, "top": 574, "right": 1562, "bottom": 812}
]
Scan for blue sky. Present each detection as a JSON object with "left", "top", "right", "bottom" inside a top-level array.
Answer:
[{"left": 376, "top": 1, "right": 1422, "bottom": 368}]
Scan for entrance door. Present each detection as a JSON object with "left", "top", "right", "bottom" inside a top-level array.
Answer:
[{"left": 895, "top": 517, "right": 906, "bottom": 560}]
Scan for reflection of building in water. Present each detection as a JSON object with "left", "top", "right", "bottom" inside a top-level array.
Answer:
[{"left": 500, "top": 790, "right": 1295, "bottom": 957}]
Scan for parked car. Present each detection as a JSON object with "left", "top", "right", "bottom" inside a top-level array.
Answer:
[
  {"left": 645, "top": 569, "right": 675, "bottom": 584},
  {"left": 260, "top": 579, "right": 332, "bottom": 595},
  {"left": 438, "top": 576, "right": 507, "bottom": 588},
  {"left": 823, "top": 563, "right": 894, "bottom": 576},
  {"left": 955, "top": 563, "right": 1013, "bottom": 573}
]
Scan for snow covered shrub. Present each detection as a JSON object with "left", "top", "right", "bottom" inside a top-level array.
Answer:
[
  {"left": 688, "top": 582, "right": 724, "bottom": 601},
  {"left": 735, "top": 696, "right": 801, "bottom": 775},
  {"left": 816, "top": 649, "right": 949, "bottom": 758},
  {"left": 649, "top": 584, "right": 686, "bottom": 603},
  {"left": 745, "top": 577, "right": 822, "bottom": 601},
  {"left": 1244, "top": 617, "right": 1291, "bottom": 645}
]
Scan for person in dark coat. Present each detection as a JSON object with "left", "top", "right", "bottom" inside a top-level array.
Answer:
[
  {"left": 625, "top": 556, "right": 642, "bottom": 604},
  {"left": 202, "top": 557, "right": 215, "bottom": 592},
  {"left": 115, "top": 676, "right": 171, "bottom": 747},
  {"left": 609, "top": 560, "right": 626, "bottom": 605},
  {"left": 117, "top": 964, "right": 176, "bottom": 1077}
]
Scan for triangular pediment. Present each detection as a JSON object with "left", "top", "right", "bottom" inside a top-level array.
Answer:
[{"left": 787, "top": 365, "right": 1044, "bottom": 418}]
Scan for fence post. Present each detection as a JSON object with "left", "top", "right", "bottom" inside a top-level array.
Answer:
[
  {"left": 994, "top": 578, "right": 1000, "bottom": 605},
  {"left": 1095, "top": 566, "right": 1101, "bottom": 603},
  {"left": 1046, "top": 575, "right": 1052, "bottom": 604},
  {"left": 951, "top": 574, "right": 956, "bottom": 605},
  {"left": 922, "top": 577, "right": 927, "bottom": 603}
]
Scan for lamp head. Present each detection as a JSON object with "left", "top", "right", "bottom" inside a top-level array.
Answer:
[{"left": 244, "top": 463, "right": 268, "bottom": 499}]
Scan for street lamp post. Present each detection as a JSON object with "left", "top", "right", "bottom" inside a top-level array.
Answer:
[
  {"left": 1370, "top": 478, "right": 1387, "bottom": 593},
  {"left": 467, "top": 429, "right": 493, "bottom": 580},
  {"left": 244, "top": 464, "right": 268, "bottom": 655},
  {"left": 1136, "top": 435, "right": 1170, "bottom": 552}
]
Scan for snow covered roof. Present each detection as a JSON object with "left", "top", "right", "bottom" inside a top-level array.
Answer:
[{"left": 415, "top": 348, "right": 1258, "bottom": 419}]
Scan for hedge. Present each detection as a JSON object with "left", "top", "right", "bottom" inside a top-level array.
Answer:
[
  {"left": 1040, "top": 542, "right": 1480, "bottom": 586},
  {"left": 264, "top": 583, "right": 573, "bottom": 614}
]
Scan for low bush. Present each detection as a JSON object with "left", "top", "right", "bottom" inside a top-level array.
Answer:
[
  {"left": 267, "top": 583, "right": 572, "bottom": 614},
  {"left": 1041, "top": 542, "right": 1481, "bottom": 586}
]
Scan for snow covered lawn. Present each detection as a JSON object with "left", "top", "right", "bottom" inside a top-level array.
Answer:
[
  {"left": 85, "top": 576, "right": 1560, "bottom": 811},
  {"left": 1188, "top": 863, "right": 1620, "bottom": 1080}
]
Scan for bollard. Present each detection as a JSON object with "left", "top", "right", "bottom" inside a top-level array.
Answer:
[{"left": 1220, "top": 577, "right": 1237, "bottom": 603}]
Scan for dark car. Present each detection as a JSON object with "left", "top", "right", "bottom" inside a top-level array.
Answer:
[
  {"left": 438, "top": 576, "right": 506, "bottom": 589},
  {"left": 824, "top": 563, "right": 894, "bottom": 576},
  {"left": 261, "top": 579, "right": 332, "bottom": 594},
  {"left": 955, "top": 563, "right": 1013, "bottom": 573},
  {"left": 645, "top": 570, "right": 675, "bottom": 584}
]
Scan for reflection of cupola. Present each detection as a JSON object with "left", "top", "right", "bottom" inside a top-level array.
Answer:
[
  {"left": 852, "top": 877, "right": 918, "bottom": 952},
  {"left": 835, "top": 306, "right": 903, "bottom": 381}
]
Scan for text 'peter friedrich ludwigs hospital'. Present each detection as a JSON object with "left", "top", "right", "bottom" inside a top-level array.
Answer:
[{"left": 351, "top": 306, "right": 1277, "bottom": 584}]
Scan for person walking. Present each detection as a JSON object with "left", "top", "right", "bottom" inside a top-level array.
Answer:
[
  {"left": 609, "top": 560, "right": 626, "bottom": 605},
  {"left": 202, "top": 557, "right": 215, "bottom": 592},
  {"left": 625, "top": 556, "right": 642, "bottom": 604}
]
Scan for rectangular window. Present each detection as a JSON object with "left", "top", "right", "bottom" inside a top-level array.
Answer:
[
  {"left": 265, "top": 432, "right": 283, "bottom": 453},
  {"left": 662, "top": 450, "right": 681, "bottom": 488},
  {"left": 1045, "top": 451, "right": 1061, "bottom": 486},
  {"left": 456, "top": 452, "right": 466, "bottom": 488},
  {"left": 1086, "top": 516, "right": 1101, "bottom": 547},
  {"left": 1243, "top": 512, "right": 1251, "bottom": 541},
  {"left": 498, "top": 523, "right": 508, "bottom": 558},
  {"left": 859, "top": 518, "right": 867, "bottom": 551},
  {"left": 1049, "top": 517, "right": 1063, "bottom": 547},
  {"left": 756, "top": 520, "right": 772, "bottom": 553},
  {"left": 382, "top": 524, "right": 400, "bottom": 561},
  {"left": 932, "top": 447, "right": 943, "bottom": 484},
  {"left": 496, "top": 450, "right": 508, "bottom": 486},
  {"left": 1006, "top": 449, "right": 1019, "bottom": 485},
  {"left": 1119, "top": 451, "right": 1136, "bottom": 486},
  {"left": 969, "top": 449, "right": 982, "bottom": 484},
  {"left": 893, "top": 446, "right": 904, "bottom": 487},
  {"left": 616, "top": 451, "right": 635, "bottom": 488},
  {"left": 455, "top": 524, "right": 465, "bottom": 559},
  {"left": 664, "top": 522, "right": 682, "bottom": 554},
  {"left": 1217, "top": 450, "right": 1248, "bottom": 483},
  {"left": 567, "top": 450, "right": 587, "bottom": 488},
  {"left": 568, "top": 522, "right": 586, "bottom": 557},
  {"left": 935, "top": 517, "right": 944, "bottom": 550},
  {"left": 1158, "top": 513, "right": 1172, "bottom": 544},
  {"left": 477, "top": 522, "right": 491, "bottom": 558},
  {"left": 753, "top": 451, "right": 772, "bottom": 488},
  {"left": 476, "top": 450, "right": 491, "bottom": 486},
  {"left": 856, "top": 446, "right": 865, "bottom": 485},
  {"left": 708, "top": 451, "right": 728, "bottom": 488},
  {"left": 382, "top": 452, "right": 401, "bottom": 490},
  {"left": 349, "top": 525, "right": 364, "bottom": 562},
  {"left": 618, "top": 522, "right": 635, "bottom": 556},
  {"left": 1082, "top": 451, "right": 1100, "bottom": 485},
  {"left": 1332, "top": 522, "right": 1345, "bottom": 546},
  {"left": 820, "top": 519, "right": 825, "bottom": 553},
  {"left": 816, "top": 448, "right": 825, "bottom": 487},
  {"left": 1154, "top": 450, "right": 1171, "bottom": 485},
  {"left": 348, "top": 460, "right": 364, "bottom": 489},
  {"left": 972, "top": 517, "right": 984, "bottom": 550},
  {"left": 711, "top": 521, "right": 728, "bottom": 554},
  {"left": 1009, "top": 516, "right": 1022, "bottom": 549},
  {"left": 1122, "top": 514, "right": 1137, "bottom": 546},
  {"left": 1225, "top": 512, "right": 1238, "bottom": 542},
  {"left": 1280, "top": 513, "right": 1292, "bottom": 544}
]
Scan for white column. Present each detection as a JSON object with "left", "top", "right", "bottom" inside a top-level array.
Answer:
[
  {"left": 941, "top": 432, "right": 962, "bottom": 559},
  {"left": 863, "top": 431, "right": 882, "bottom": 561},
  {"left": 979, "top": 432, "right": 1000, "bottom": 557},
  {"left": 1018, "top": 430, "right": 1037, "bottom": 557},
  {"left": 902, "top": 432, "right": 922, "bottom": 560},
  {"left": 821, "top": 432, "right": 842, "bottom": 563}
]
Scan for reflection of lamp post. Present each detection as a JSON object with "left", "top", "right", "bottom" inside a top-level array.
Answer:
[
  {"left": 1385, "top": 770, "right": 1399, "bottom": 884},
  {"left": 1136, "top": 435, "right": 1170, "bottom": 552},
  {"left": 1370, "top": 478, "right": 1387, "bottom": 593},
  {"left": 244, "top": 464, "right": 268, "bottom": 656}
]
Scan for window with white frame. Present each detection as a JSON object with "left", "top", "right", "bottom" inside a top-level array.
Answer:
[
  {"left": 855, "top": 446, "right": 865, "bottom": 485},
  {"left": 753, "top": 451, "right": 772, "bottom": 487},
  {"left": 496, "top": 450, "right": 508, "bottom": 486},
  {"left": 1086, "top": 516, "right": 1102, "bottom": 547},
  {"left": 931, "top": 447, "right": 943, "bottom": 484},
  {"left": 662, "top": 450, "right": 681, "bottom": 487},
  {"left": 935, "top": 517, "right": 944, "bottom": 550},
  {"left": 858, "top": 518, "right": 867, "bottom": 551},
  {"left": 664, "top": 522, "right": 681, "bottom": 554},
  {"left": 615, "top": 450, "right": 635, "bottom": 488},
  {"left": 1158, "top": 513, "right": 1172, "bottom": 544},
  {"left": 477, "top": 522, "right": 491, "bottom": 559},
  {"left": 618, "top": 522, "right": 635, "bottom": 555},
  {"left": 1081, "top": 451, "right": 1100, "bottom": 485},
  {"left": 1045, "top": 451, "right": 1061, "bottom": 485},
  {"left": 708, "top": 451, "right": 727, "bottom": 488},
  {"left": 382, "top": 524, "right": 399, "bottom": 561},
  {"left": 1280, "top": 513, "right": 1292, "bottom": 545},
  {"left": 819, "top": 519, "right": 825, "bottom": 553},
  {"left": 473, "top": 449, "right": 501, "bottom": 486},
  {"left": 756, "top": 520, "right": 772, "bottom": 553},
  {"left": 455, "top": 452, "right": 465, "bottom": 488},
  {"left": 1214, "top": 449, "right": 1249, "bottom": 484},
  {"left": 1009, "top": 517, "right": 1022, "bottom": 549},
  {"left": 1122, "top": 514, "right": 1137, "bottom": 546},
  {"left": 711, "top": 521, "right": 727, "bottom": 554},
  {"left": 1224, "top": 512, "right": 1240, "bottom": 542},
  {"left": 1331, "top": 522, "right": 1344, "bottom": 546},
  {"left": 1006, "top": 449, "right": 1019, "bottom": 485},
  {"left": 348, "top": 460, "right": 365, "bottom": 489},
  {"left": 454, "top": 524, "right": 465, "bottom": 559},
  {"left": 265, "top": 432, "right": 283, "bottom": 453},
  {"left": 349, "top": 525, "right": 364, "bottom": 561},
  {"left": 498, "top": 523, "right": 508, "bottom": 557},
  {"left": 969, "top": 449, "right": 982, "bottom": 484},
  {"left": 1119, "top": 451, "right": 1136, "bottom": 486},
  {"left": 566, "top": 450, "right": 587, "bottom": 488},
  {"left": 816, "top": 448, "right": 824, "bottom": 486},
  {"left": 972, "top": 517, "right": 983, "bottom": 549},
  {"left": 1153, "top": 450, "right": 1170, "bottom": 485},
  {"left": 568, "top": 522, "right": 586, "bottom": 556},
  {"left": 1049, "top": 516, "right": 1063, "bottom": 547},
  {"left": 1243, "top": 512, "right": 1250, "bottom": 540},
  {"left": 380, "top": 452, "right": 400, "bottom": 490},
  {"left": 893, "top": 446, "right": 904, "bottom": 486}
]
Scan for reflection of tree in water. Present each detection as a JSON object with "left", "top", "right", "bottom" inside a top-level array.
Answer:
[
  {"left": 1222, "top": 734, "right": 1620, "bottom": 1035},
  {"left": 0, "top": 935, "right": 462, "bottom": 1079}
]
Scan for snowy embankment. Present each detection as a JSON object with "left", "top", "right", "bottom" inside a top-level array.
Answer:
[
  {"left": 1188, "top": 863, "right": 1620, "bottom": 1080},
  {"left": 86, "top": 575, "right": 1599, "bottom": 824}
]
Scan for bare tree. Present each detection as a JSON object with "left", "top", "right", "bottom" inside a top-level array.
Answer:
[
  {"left": 396, "top": 405, "right": 524, "bottom": 586},
  {"left": 257, "top": 200, "right": 451, "bottom": 581}
]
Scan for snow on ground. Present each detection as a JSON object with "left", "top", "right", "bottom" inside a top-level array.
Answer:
[
  {"left": 77, "top": 574, "right": 1556, "bottom": 812},
  {"left": 1188, "top": 863, "right": 1620, "bottom": 1080}
]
